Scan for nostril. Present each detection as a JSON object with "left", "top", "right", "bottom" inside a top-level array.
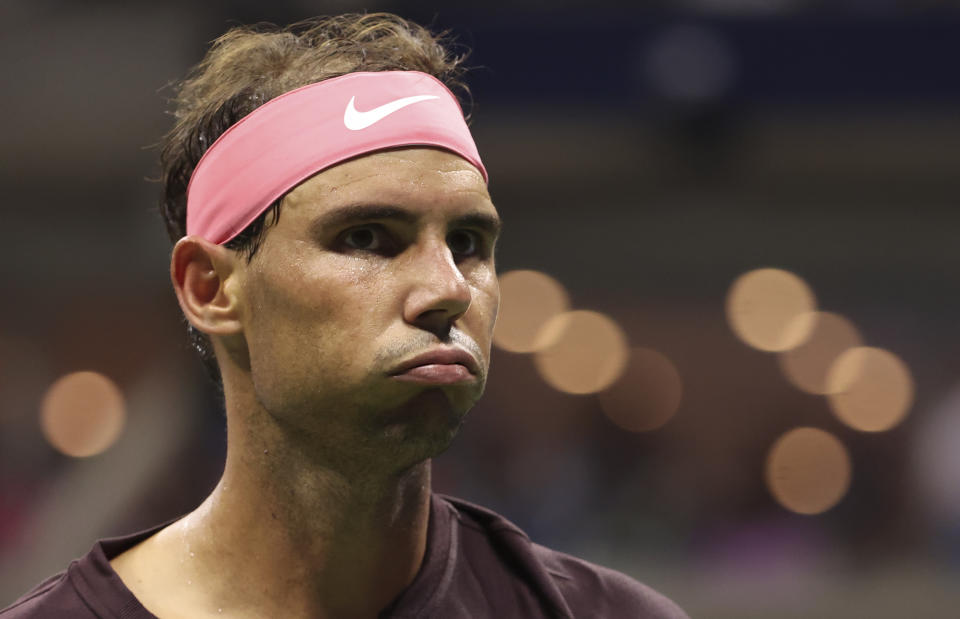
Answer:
[{"left": 413, "top": 309, "right": 455, "bottom": 340}]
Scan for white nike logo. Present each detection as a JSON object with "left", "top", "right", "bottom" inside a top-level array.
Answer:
[{"left": 343, "top": 94, "right": 439, "bottom": 130}]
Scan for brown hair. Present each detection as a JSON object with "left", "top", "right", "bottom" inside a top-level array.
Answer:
[{"left": 158, "top": 13, "right": 471, "bottom": 384}]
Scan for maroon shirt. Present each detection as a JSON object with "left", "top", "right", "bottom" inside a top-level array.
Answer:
[{"left": 2, "top": 494, "right": 688, "bottom": 618}]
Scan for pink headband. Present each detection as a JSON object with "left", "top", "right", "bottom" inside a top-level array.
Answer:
[{"left": 186, "top": 71, "right": 487, "bottom": 244}]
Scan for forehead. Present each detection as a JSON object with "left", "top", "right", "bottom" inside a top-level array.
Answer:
[{"left": 281, "top": 147, "right": 495, "bottom": 221}]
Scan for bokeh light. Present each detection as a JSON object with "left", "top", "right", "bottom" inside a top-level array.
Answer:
[
  {"left": 493, "top": 269, "right": 570, "bottom": 353},
  {"left": 914, "top": 385, "right": 960, "bottom": 526},
  {"left": 598, "top": 347, "right": 683, "bottom": 432},
  {"left": 777, "top": 311, "right": 862, "bottom": 395},
  {"left": 826, "top": 347, "right": 914, "bottom": 432},
  {"left": 534, "top": 310, "right": 629, "bottom": 395},
  {"left": 725, "top": 268, "right": 817, "bottom": 352},
  {"left": 765, "top": 427, "right": 852, "bottom": 515},
  {"left": 39, "top": 371, "right": 126, "bottom": 458}
]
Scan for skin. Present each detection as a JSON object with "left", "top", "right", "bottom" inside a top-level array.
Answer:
[{"left": 109, "top": 147, "right": 501, "bottom": 618}]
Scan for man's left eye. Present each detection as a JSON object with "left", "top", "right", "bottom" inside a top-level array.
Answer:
[{"left": 447, "top": 230, "right": 479, "bottom": 257}]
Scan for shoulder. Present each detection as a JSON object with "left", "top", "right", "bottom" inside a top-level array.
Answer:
[
  {"left": 530, "top": 544, "right": 690, "bottom": 619},
  {"left": 0, "top": 569, "right": 94, "bottom": 618},
  {"left": 437, "top": 495, "right": 688, "bottom": 618},
  {"left": 2, "top": 521, "right": 171, "bottom": 619}
]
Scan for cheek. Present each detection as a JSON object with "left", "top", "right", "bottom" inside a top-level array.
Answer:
[
  {"left": 489, "top": 275, "right": 501, "bottom": 329},
  {"left": 470, "top": 270, "right": 501, "bottom": 342},
  {"left": 244, "top": 279, "right": 381, "bottom": 416},
  {"left": 243, "top": 255, "right": 395, "bottom": 378}
]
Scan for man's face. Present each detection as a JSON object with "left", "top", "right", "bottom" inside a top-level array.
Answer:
[{"left": 233, "top": 148, "right": 500, "bottom": 465}]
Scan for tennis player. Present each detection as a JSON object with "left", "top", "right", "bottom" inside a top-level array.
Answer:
[{"left": 3, "top": 13, "right": 687, "bottom": 618}]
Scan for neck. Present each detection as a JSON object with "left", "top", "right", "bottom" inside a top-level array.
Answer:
[{"left": 165, "top": 394, "right": 433, "bottom": 619}]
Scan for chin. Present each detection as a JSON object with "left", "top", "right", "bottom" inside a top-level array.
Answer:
[{"left": 369, "top": 388, "right": 473, "bottom": 468}]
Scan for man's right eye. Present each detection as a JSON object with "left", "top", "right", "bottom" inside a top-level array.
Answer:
[{"left": 342, "top": 226, "right": 383, "bottom": 251}]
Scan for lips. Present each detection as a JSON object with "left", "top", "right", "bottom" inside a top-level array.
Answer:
[{"left": 390, "top": 347, "right": 480, "bottom": 384}]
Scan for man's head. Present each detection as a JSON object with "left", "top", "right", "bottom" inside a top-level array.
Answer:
[
  {"left": 159, "top": 13, "right": 475, "bottom": 383},
  {"left": 161, "top": 14, "right": 500, "bottom": 469}
]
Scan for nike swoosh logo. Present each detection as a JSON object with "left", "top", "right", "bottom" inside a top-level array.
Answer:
[{"left": 343, "top": 94, "right": 439, "bottom": 131}]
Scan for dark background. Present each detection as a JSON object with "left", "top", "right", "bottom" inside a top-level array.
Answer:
[{"left": 1, "top": 1, "right": 959, "bottom": 617}]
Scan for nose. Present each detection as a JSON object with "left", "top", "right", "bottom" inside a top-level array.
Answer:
[{"left": 403, "top": 239, "right": 472, "bottom": 339}]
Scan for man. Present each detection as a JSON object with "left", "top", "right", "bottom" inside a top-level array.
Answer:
[{"left": 3, "top": 13, "right": 687, "bottom": 618}]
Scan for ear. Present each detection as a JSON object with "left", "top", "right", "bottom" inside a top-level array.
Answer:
[{"left": 170, "top": 236, "right": 244, "bottom": 337}]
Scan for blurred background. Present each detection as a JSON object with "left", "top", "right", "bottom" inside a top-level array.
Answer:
[{"left": 1, "top": 1, "right": 959, "bottom": 617}]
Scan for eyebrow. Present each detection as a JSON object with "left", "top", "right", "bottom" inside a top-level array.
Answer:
[
  {"left": 310, "top": 203, "right": 502, "bottom": 238},
  {"left": 452, "top": 212, "right": 503, "bottom": 238}
]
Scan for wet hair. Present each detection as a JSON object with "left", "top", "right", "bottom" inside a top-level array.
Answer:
[{"left": 158, "top": 13, "right": 471, "bottom": 385}]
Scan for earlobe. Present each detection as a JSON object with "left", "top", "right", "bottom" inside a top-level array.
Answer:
[{"left": 170, "top": 236, "right": 244, "bottom": 337}]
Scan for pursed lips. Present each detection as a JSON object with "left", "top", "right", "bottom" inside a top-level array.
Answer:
[{"left": 389, "top": 347, "right": 480, "bottom": 384}]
